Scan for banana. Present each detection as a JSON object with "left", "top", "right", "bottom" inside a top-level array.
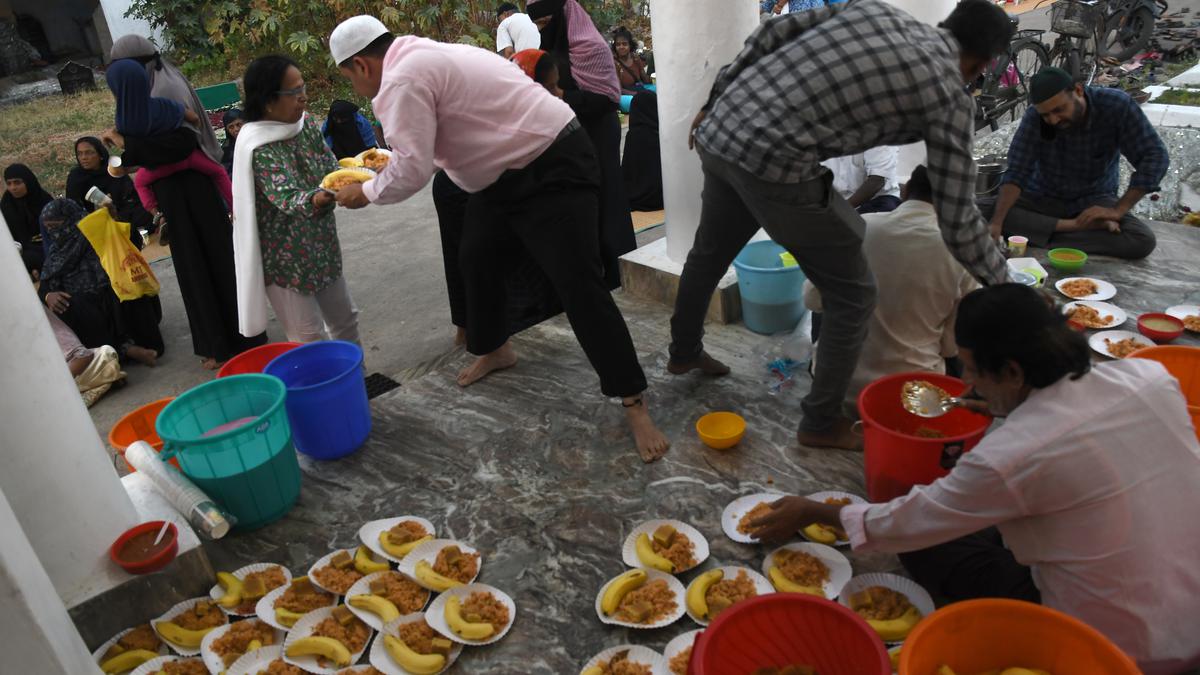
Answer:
[
  {"left": 936, "top": 667, "right": 957, "bottom": 675},
  {"left": 581, "top": 668, "right": 604, "bottom": 675},
  {"left": 599, "top": 569, "right": 647, "bottom": 616},
  {"left": 802, "top": 523, "right": 838, "bottom": 545},
  {"left": 348, "top": 594, "right": 401, "bottom": 623},
  {"left": 215, "top": 571, "right": 243, "bottom": 608},
  {"left": 444, "top": 595, "right": 494, "bottom": 640},
  {"left": 246, "top": 639, "right": 263, "bottom": 652},
  {"left": 354, "top": 545, "right": 390, "bottom": 575},
  {"left": 866, "top": 605, "right": 922, "bottom": 642},
  {"left": 275, "top": 607, "right": 307, "bottom": 628},
  {"left": 285, "top": 636, "right": 352, "bottom": 667},
  {"left": 99, "top": 648, "right": 160, "bottom": 674},
  {"left": 767, "top": 566, "right": 823, "bottom": 596},
  {"left": 999, "top": 670, "right": 1051, "bottom": 675},
  {"left": 338, "top": 157, "right": 364, "bottom": 168},
  {"left": 320, "top": 169, "right": 373, "bottom": 191},
  {"left": 414, "top": 560, "right": 463, "bottom": 592},
  {"left": 383, "top": 634, "right": 445, "bottom": 674},
  {"left": 155, "top": 620, "right": 219, "bottom": 648},
  {"left": 634, "top": 533, "right": 676, "bottom": 573},
  {"left": 379, "top": 532, "right": 433, "bottom": 559},
  {"left": 686, "top": 569, "right": 724, "bottom": 620}
]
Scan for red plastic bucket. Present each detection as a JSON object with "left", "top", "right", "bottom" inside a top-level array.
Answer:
[
  {"left": 691, "top": 594, "right": 890, "bottom": 675},
  {"left": 857, "top": 372, "right": 992, "bottom": 502},
  {"left": 217, "top": 342, "right": 301, "bottom": 378}
]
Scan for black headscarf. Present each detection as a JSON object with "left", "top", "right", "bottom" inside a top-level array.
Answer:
[
  {"left": 325, "top": 99, "right": 368, "bottom": 159},
  {"left": 2, "top": 163, "right": 53, "bottom": 247},
  {"left": 39, "top": 199, "right": 111, "bottom": 296},
  {"left": 221, "top": 108, "right": 243, "bottom": 174},
  {"left": 528, "top": 0, "right": 575, "bottom": 88},
  {"left": 66, "top": 137, "right": 118, "bottom": 207},
  {"left": 622, "top": 91, "right": 662, "bottom": 211}
]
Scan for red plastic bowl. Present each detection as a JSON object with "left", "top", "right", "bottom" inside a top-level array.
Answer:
[
  {"left": 109, "top": 521, "right": 178, "bottom": 574},
  {"left": 1137, "top": 313, "right": 1184, "bottom": 343},
  {"left": 691, "top": 593, "right": 891, "bottom": 675}
]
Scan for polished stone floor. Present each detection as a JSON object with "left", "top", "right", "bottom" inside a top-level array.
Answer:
[{"left": 197, "top": 222, "right": 1199, "bottom": 674}]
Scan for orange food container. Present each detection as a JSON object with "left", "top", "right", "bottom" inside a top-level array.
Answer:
[
  {"left": 108, "top": 397, "right": 178, "bottom": 471},
  {"left": 900, "top": 598, "right": 1139, "bottom": 675},
  {"left": 1130, "top": 345, "right": 1200, "bottom": 441}
]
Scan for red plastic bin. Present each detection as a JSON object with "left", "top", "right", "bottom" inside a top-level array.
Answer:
[
  {"left": 857, "top": 373, "right": 992, "bottom": 502},
  {"left": 216, "top": 342, "right": 301, "bottom": 378},
  {"left": 690, "top": 593, "right": 890, "bottom": 675}
]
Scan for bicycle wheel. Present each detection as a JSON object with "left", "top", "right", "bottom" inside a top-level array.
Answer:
[
  {"left": 1048, "top": 42, "right": 1082, "bottom": 82},
  {"left": 1102, "top": 6, "right": 1154, "bottom": 61},
  {"left": 985, "top": 38, "right": 1048, "bottom": 126}
]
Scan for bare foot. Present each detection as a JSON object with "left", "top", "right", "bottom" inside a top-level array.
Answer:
[
  {"left": 667, "top": 350, "right": 731, "bottom": 376},
  {"left": 201, "top": 357, "right": 220, "bottom": 371},
  {"left": 457, "top": 341, "right": 518, "bottom": 387},
  {"left": 126, "top": 346, "right": 157, "bottom": 367},
  {"left": 454, "top": 326, "right": 467, "bottom": 346},
  {"left": 624, "top": 396, "right": 670, "bottom": 462},
  {"left": 796, "top": 416, "right": 862, "bottom": 451}
]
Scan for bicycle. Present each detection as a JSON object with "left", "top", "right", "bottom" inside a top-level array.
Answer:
[
  {"left": 975, "top": 18, "right": 1050, "bottom": 131},
  {"left": 1102, "top": 0, "right": 1168, "bottom": 62},
  {"left": 1042, "top": 0, "right": 1107, "bottom": 85}
]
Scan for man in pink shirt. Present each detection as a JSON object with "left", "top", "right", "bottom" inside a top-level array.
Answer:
[
  {"left": 752, "top": 284, "right": 1200, "bottom": 673},
  {"left": 328, "top": 16, "right": 670, "bottom": 462}
]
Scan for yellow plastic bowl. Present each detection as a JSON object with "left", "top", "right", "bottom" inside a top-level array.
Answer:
[{"left": 696, "top": 412, "right": 746, "bottom": 449}]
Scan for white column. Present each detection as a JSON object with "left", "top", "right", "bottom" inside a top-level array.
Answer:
[
  {"left": 97, "top": 0, "right": 162, "bottom": 60},
  {"left": 0, "top": 226, "right": 139, "bottom": 608},
  {"left": 882, "top": 0, "right": 957, "bottom": 180},
  {"left": 650, "top": 0, "right": 759, "bottom": 262}
]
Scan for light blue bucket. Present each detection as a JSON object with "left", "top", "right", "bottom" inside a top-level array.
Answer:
[{"left": 733, "top": 240, "right": 807, "bottom": 335}]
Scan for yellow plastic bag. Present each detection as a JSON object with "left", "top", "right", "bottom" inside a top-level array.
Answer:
[{"left": 77, "top": 208, "right": 160, "bottom": 301}]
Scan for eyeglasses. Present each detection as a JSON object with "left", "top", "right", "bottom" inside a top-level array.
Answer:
[{"left": 276, "top": 84, "right": 307, "bottom": 97}]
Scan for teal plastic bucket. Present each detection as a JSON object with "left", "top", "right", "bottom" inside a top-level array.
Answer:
[
  {"left": 155, "top": 374, "right": 301, "bottom": 531},
  {"left": 733, "top": 240, "right": 807, "bottom": 334}
]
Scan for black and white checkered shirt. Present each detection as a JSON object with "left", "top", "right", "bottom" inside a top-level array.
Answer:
[{"left": 696, "top": 0, "right": 1007, "bottom": 284}]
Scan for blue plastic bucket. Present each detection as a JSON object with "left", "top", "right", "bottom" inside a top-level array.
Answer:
[
  {"left": 264, "top": 340, "right": 370, "bottom": 460},
  {"left": 156, "top": 374, "right": 300, "bottom": 530},
  {"left": 733, "top": 240, "right": 807, "bottom": 335}
]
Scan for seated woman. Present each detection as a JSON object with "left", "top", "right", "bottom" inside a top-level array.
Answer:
[
  {"left": 232, "top": 55, "right": 360, "bottom": 345},
  {"left": 38, "top": 199, "right": 158, "bottom": 367},
  {"left": 220, "top": 108, "right": 244, "bottom": 176},
  {"left": 65, "top": 136, "right": 153, "bottom": 243},
  {"left": 321, "top": 99, "right": 377, "bottom": 159},
  {"left": 621, "top": 91, "right": 662, "bottom": 211},
  {"left": 44, "top": 305, "right": 125, "bottom": 408},
  {"left": 2, "top": 163, "right": 51, "bottom": 274},
  {"left": 611, "top": 27, "right": 650, "bottom": 94}
]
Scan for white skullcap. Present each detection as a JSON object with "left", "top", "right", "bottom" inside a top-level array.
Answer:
[{"left": 330, "top": 15, "right": 390, "bottom": 66}]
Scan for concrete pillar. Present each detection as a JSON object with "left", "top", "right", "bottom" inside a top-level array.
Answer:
[
  {"left": 97, "top": 0, "right": 160, "bottom": 61},
  {"left": 650, "top": 0, "right": 759, "bottom": 262},
  {"left": 0, "top": 224, "right": 139, "bottom": 608},
  {"left": 882, "top": 0, "right": 957, "bottom": 180}
]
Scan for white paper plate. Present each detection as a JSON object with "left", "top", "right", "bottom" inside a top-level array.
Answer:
[
  {"left": 129, "top": 655, "right": 186, "bottom": 675},
  {"left": 580, "top": 645, "right": 666, "bottom": 675},
  {"left": 308, "top": 549, "right": 367, "bottom": 596},
  {"left": 92, "top": 625, "right": 172, "bottom": 664},
  {"left": 659, "top": 629, "right": 702, "bottom": 675},
  {"left": 255, "top": 580, "right": 337, "bottom": 632},
  {"left": 1089, "top": 330, "right": 1154, "bottom": 359},
  {"left": 358, "top": 517, "right": 436, "bottom": 564},
  {"left": 593, "top": 568, "right": 687, "bottom": 629},
  {"left": 282, "top": 605, "right": 375, "bottom": 674},
  {"left": 1055, "top": 277, "right": 1116, "bottom": 301},
  {"left": 1063, "top": 300, "right": 1127, "bottom": 329},
  {"left": 761, "top": 542, "right": 852, "bottom": 600},
  {"left": 721, "top": 493, "right": 787, "bottom": 543},
  {"left": 425, "top": 583, "right": 516, "bottom": 646},
  {"left": 153, "top": 597, "right": 230, "bottom": 656},
  {"left": 345, "top": 571, "right": 432, "bottom": 631},
  {"left": 838, "top": 573, "right": 935, "bottom": 644},
  {"left": 1167, "top": 305, "right": 1200, "bottom": 331},
  {"left": 684, "top": 566, "right": 774, "bottom": 627},
  {"left": 799, "top": 491, "right": 867, "bottom": 546},
  {"left": 397, "top": 539, "right": 481, "bottom": 592},
  {"left": 208, "top": 563, "right": 293, "bottom": 617},
  {"left": 620, "top": 519, "right": 710, "bottom": 574},
  {"left": 225, "top": 644, "right": 282, "bottom": 675},
  {"left": 368, "top": 613, "right": 463, "bottom": 675},
  {"left": 200, "top": 620, "right": 285, "bottom": 675}
]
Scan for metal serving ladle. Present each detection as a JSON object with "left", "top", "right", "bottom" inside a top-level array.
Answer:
[{"left": 901, "top": 380, "right": 968, "bottom": 418}]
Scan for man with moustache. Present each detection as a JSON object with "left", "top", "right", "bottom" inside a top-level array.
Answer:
[{"left": 988, "top": 66, "right": 1168, "bottom": 259}]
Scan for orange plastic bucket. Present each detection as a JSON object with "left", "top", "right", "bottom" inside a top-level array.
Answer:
[
  {"left": 900, "top": 598, "right": 1140, "bottom": 675},
  {"left": 108, "top": 397, "right": 177, "bottom": 471},
  {"left": 857, "top": 373, "right": 992, "bottom": 502},
  {"left": 1131, "top": 345, "right": 1200, "bottom": 440},
  {"left": 216, "top": 342, "right": 301, "bottom": 378}
]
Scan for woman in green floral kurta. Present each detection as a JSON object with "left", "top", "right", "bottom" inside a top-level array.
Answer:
[{"left": 241, "top": 55, "right": 360, "bottom": 344}]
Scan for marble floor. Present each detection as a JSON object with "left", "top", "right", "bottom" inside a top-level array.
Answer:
[{"left": 198, "top": 222, "right": 1200, "bottom": 674}]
